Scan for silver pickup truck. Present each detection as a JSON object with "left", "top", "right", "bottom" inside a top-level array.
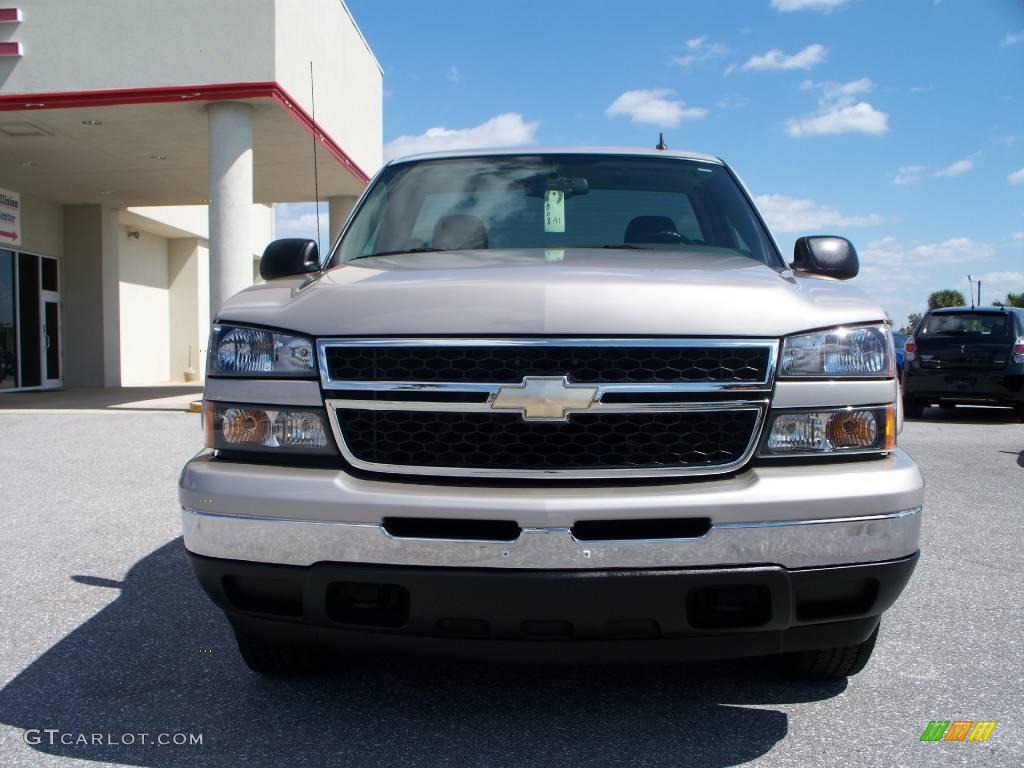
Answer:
[{"left": 179, "top": 147, "right": 924, "bottom": 680}]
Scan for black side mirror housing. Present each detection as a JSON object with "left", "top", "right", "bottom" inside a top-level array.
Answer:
[
  {"left": 259, "top": 238, "right": 320, "bottom": 280},
  {"left": 791, "top": 236, "right": 859, "bottom": 280}
]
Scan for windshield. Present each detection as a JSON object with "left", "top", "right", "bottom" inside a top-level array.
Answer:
[
  {"left": 920, "top": 313, "right": 1010, "bottom": 338},
  {"left": 331, "top": 154, "right": 781, "bottom": 267}
]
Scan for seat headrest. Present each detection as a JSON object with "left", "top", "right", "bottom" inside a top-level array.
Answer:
[
  {"left": 624, "top": 215, "right": 680, "bottom": 244},
  {"left": 431, "top": 214, "right": 489, "bottom": 251}
]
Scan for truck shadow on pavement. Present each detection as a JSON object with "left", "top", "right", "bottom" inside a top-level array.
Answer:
[{"left": 0, "top": 540, "right": 846, "bottom": 768}]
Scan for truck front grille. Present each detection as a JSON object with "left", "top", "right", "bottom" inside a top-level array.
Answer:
[
  {"left": 318, "top": 338, "right": 777, "bottom": 479},
  {"left": 324, "top": 343, "right": 772, "bottom": 384},
  {"left": 336, "top": 409, "right": 760, "bottom": 472}
]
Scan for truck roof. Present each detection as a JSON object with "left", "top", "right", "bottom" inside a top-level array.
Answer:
[{"left": 386, "top": 146, "right": 725, "bottom": 166}]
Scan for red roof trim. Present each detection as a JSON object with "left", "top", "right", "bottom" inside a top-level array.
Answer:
[{"left": 0, "top": 81, "right": 370, "bottom": 184}]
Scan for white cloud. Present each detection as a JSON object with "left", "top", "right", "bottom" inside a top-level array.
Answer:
[
  {"left": 754, "top": 194, "right": 883, "bottom": 233},
  {"left": 859, "top": 237, "right": 994, "bottom": 271},
  {"left": 1009, "top": 167, "right": 1024, "bottom": 185},
  {"left": 672, "top": 36, "right": 728, "bottom": 68},
  {"left": 771, "top": 0, "right": 850, "bottom": 11},
  {"left": 1012, "top": 231, "right": 1024, "bottom": 241},
  {"left": 447, "top": 66, "right": 461, "bottom": 83},
  {"left": 786, "top": 102, "right": 888, "bottom": 137},
  {"left": 978, "top": 271, "right": 1024, "bottom": 290},
  {"left": 606, "top": 89, "right": 708, "bottom": 127},
  {"left": 383, "top": 113, "right": 539, "bottom": 161},
  {"left": 935, "top": 156, "right": 976, "bottom": 177},
  {"left": 740, "top": 44, "right": 827, "bottom": 71},
  {"left": 801, "top": 77, "right": 873, "bottom": 103},
  {"left": 786, "top": 78, "right": 888, "bottom": 137},
  {"left": 892, "top": 165, "right": 927, "bottom": 185},
  {"left": 1002, "top": 31, "right": 1024, "bottom": 47}
]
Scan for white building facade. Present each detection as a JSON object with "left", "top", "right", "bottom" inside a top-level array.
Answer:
[{"left": 0, "top": 0, "right": 382, "bottom": 391}]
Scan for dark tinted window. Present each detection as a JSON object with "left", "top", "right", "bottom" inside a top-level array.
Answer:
[
  {"left": 920, "top": 313, "right": 1009, "bottom": 338},
  {"left": 335, "top": 154, "right": 780, "bottom": 266},
  {"left": 41, "top": 257, "right": 58, "bottom": 292}
]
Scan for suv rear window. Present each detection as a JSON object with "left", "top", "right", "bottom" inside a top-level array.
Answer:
[{"left": 920, "top": 313, "right": 1009, "bottom": 338}]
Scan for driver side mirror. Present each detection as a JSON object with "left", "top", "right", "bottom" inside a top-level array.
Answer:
[
  {"left": 791, "top": 236, "right": 859, "bottom": 280},
  {"left": 259, "top": 238, "right": 320, "bottom": 280}
]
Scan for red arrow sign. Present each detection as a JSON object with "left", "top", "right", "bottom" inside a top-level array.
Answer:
[{"left": 0, "top": 230, "right": 16, "bottom": 240}]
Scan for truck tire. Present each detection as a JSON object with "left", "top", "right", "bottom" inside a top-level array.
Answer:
[
  {"left": 783, "top": 623, "right": 879, "bottom": 681},
  {"left": 235, "top": 631, "right": 329, "bottom": 675},
  {"left": 902, "top": 396, "right": 924, "bottom": 419}
]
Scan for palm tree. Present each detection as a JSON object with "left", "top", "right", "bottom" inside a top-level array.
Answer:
[{"left": 927, "top": 289, "right": 966, "bottom": 310}]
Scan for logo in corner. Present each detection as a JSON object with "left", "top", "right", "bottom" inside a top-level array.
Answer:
[{"left": 920, "top": 720, "right": 997, "bottom": 743}]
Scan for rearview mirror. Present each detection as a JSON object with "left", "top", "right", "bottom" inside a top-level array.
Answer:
[
  {"left": 791, "top": 236, "right": 859, "bottom": 280},
  {"left": 259, "top": 238, "right": 320, "bottom": 280}
]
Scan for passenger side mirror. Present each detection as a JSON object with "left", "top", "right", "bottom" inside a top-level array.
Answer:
[
  {"left": 259, "top": 238, "right": 320, "bottom": 280},
  {"left": 791, "top": 236, "right": 859, "bottom": 280}
]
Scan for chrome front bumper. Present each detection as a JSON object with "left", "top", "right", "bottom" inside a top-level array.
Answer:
[
  {"left": 182, "top": 506, "right": 921, "bottom": 570},
  {"left": 179, "top": 447, "right": 924, "bottom": 570}
]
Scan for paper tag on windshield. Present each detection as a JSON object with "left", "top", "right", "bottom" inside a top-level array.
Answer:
[{"left": 544, "top": 190, "right": 565, "bottom": 233}]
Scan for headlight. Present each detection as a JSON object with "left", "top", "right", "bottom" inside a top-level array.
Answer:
[
  {"left": 204, "top": 402, "right": 336, "bottom": 455},
  {"left": 759, "top": 405, "right": 895, "bottom": 457},
  {"left": 780, "top": 324, "right": 893, "bottom": 377},
  {"left": 208, "top": 324, "right": 315, "bottom": 377}
]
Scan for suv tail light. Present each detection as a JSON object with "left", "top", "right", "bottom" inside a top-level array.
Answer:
[
  {"left": 904, "top": 337, "right": 917, "bottom": 362},
  {"left": 1013, "top": 337, "right": 1024, "bottom": 364}
]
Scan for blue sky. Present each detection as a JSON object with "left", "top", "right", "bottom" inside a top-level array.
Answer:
[{"left": 276, "top": 0, "right": 1024, "bottom": 329}]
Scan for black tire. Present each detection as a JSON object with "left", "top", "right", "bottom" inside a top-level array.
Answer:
[
  {"left": 783, "top": 623, "right": 879, "bottom": 681},
  {"left": 235, "top": 631, "right": 330, "bottom": 675},
  {"left": 902, "top": 396, "right": 924, "bottom": 419}
]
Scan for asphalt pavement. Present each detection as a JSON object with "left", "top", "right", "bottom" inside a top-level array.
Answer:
[{"left": 0, "top": 402, "right": 1020, "bottom": 767}]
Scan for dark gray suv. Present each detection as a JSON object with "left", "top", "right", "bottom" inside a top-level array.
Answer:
[{"left": 902, "top": 306, "right": 1024, "bottom": 419}]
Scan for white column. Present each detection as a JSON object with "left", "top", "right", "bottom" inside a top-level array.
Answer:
[
  {"left": 328, "top": 195, "right": 359, "bottom": 244},
  {"left": 207, "top": 102, "right": 253, "bottom": 319}
]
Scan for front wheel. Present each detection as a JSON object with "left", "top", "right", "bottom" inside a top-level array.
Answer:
[
  {"left": 903, "top": 396, "right": 925, "bottom": 419},
  {"left": 782, "top": 622, "right": 879, "bottom": 681},
  {"left": 234, "top": 630, "right": 330, "bottom": 675}
]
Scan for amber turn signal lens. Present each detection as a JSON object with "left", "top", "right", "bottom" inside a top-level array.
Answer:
[
  {"left": 221, "top": 407, "right": 271, "bottom": 445},
  {"left": 826, "top": 409, "right": 878, "bottom": 449}
]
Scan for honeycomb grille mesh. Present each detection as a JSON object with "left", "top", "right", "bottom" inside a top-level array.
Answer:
[
  {"left": 324, "top": 345, "right": 770, "bottom": 384},
  {"left": 336, "top": 409, "right": 760, "bottom": 471}
]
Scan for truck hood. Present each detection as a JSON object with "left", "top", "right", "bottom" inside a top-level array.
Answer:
[{"left": 218, "top": 248, "right": 886, "bottom": 337}]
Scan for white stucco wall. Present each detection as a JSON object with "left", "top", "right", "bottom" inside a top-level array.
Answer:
[
  {"left": 118, "top": 227, "right": 170, "bottom": 385},
  {"left": 6, "top": 1, "right": 383, "bottom": 176},
  {"left": 273, "top": 0, "right": 384, "bottom": 174},
  {"left": 3, "top": 0, "right": 276, "bottom": 93},
  {"left": 15, "top": 192, "right": 64, "bottom": 260}
]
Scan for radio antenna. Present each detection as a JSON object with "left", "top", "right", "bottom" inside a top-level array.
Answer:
[{"left": 310, "top": 61, "right": 322, "bottom": 252}]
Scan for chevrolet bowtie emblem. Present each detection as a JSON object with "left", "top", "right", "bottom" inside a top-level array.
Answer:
[{"left": 490, "top": 376, "right": 598, "bottom": 421}]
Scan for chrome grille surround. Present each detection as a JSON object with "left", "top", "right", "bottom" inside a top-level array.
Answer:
[{"left": 317, "top": 338, "right": 778, "bottom": 479}]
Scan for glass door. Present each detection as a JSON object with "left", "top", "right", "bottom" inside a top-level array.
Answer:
[
  {"left": 0, "top": 249, "right": 15, "bottom": 390},
  {"left": 40, "top": 256, "right": 62, "bottom": 387}
]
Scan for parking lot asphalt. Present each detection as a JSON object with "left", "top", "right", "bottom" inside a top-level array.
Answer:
[{"left": 0, "top": 403, "right": 1021, "bottom": 768}]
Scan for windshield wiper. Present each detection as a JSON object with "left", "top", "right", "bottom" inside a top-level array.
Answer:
[
  {"left": 593, "top": 244, "right": 644, "bottom": 250},
  {"left": 352, "top": 247, "right": 446, "bottom": 260}
]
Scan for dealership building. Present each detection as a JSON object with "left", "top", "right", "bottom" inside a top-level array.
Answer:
[{"left": 0, "top": 0, "right": 381, "bottom": 392}]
